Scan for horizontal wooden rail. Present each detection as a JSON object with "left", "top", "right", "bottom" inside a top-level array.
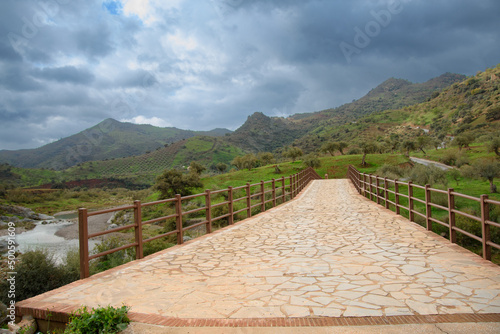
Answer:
[
  {"left": 79, "top": 167, "right": 322, "bottom": 278},
  {"left": 347, "top": 165, "right": 499, "bottom": 263}
]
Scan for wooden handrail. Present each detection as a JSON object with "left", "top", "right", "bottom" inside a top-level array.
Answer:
[
  {"left": 78, "top": 167, "right": 322, "bottom": 278},
  {"left": 347, "top": 165, "right": 500, "bottom": 263}
]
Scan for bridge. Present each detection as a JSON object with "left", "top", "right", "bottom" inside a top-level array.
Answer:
[{"left": 16, "top": 177, "right": 500, "bottom": 332}]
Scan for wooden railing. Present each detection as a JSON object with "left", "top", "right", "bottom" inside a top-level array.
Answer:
[
  {"left": 79, "top": 167, "right": 322, "bottom": 278},
  {"left": 347, "top": 165, "right": 500, "bottom": 262}
]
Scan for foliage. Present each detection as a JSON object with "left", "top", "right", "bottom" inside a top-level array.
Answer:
[
  {"left": 402, "top": 140, "right": 416, "bottom": 157},
  {"left": 0, "top": 250, "right": 79, "bottom": 305},
  {"left": 416, "top": 135, "right": 432, "bottom": 154},
  {"left": 303, "top": 154, "right": 321, "bottom": 168},
  {"left": 142, "top": 239, "right": 175, "bottom": 257},
  {"left": 189, "top": 161, "right": 206, "bottom": 175},
  {"left": 257, "top": 152, "right": 275, "bottom": 165},
  {"left": 321, "top": 142, "right": 337, "bottom": 156},
  {"left": 337, "top": 142, "right": 348, "bottom": 155},
  {"left": 488, "top": 136, "right": 500, "bottom": 157},
  {"left": 474, "top": 159, "right": 500, "bottom": 193},
  {"left": 154, "top": 169, "right": 203, "bottom": 199},
  {"left": 376, "top": 164, "right": 405, "bottom": 180},
  {"left": 453, "top": 133, "right": 475, "bottom": 151},
  {"left": 486, "top": 105, "right": 500, "bottom": 121},
  {"left": 283, "top": 147, "right": 303, "bottom": 162},
  {"left": 407, "top": 164, "right": 448, "bottom": 187},
  {"left": 64, "top": 305, "right": 130, "bottom": 334},
  {"left": 91, "top": 236, "right": 134, "bottom": 273},
  {"left": 216, "top": 162, "right": 227, "bottom": 173},
  {"left": 358, "top": 142, "right": 376, "bottom": 166}
]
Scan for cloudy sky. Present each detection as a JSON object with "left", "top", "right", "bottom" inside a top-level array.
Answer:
[{"left": 0, "top": 0, "right": 499, "bottom": 150}]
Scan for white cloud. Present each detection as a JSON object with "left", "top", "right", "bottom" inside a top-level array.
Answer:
[
  {"left": 121, "top": 115, "right": 172, "bottom": 127},
  {"left": 122, "top": 0, "right": 184, "bottom": 25}
]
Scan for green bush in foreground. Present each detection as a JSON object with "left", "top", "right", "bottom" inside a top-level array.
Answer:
[{"left": 64, "top": 305, "right": 130, "bottom": 334}]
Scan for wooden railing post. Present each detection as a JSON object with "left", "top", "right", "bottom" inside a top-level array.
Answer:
[
  {"left": 325, "top": 174, "right": 328, "bottom": 179},
  {"left": 394, "top": 179, "right": 400, "bottom": 215},
  {"left": 384, "top": 177, "right": 389, "bottom": 209},
  {"left": 281, "top": 177, "right": 286, "bottom": 203},
  {"left": 481, "top": 195, "right": 491, "bottom": 260},
  {"left": 290, "top": 176, "right": 294, "bottom": 198},
  {"left": 205, "top": 189, "right": 212, "bottom": 233},
  {"left": 448, "top": 188, "right": 456, "bottom": 243},
  {"left": 134, "top": 200, "right": 143, "bottom": 260},
  {"left": 175, "top": 194, "right": 183, "bottom": 245},
  {"left": 369, "top": 174, "right": 373, "bottom": 201},
  {"left": 425, "top": 184, "right": 432, "bottom": 231},
  {"left": 376, "top": 176, "right": 381, "bottom": 205},
  {"left": 228, "top": 186, "right": 234, "bottom": 224},
  {"left": 78, "top": 208, "right": 89, "bottom": 279},
  {"left": 260, "top": 181, "right": 265, "bottom": 212},
  {"left": 272, "top": 179, "right": 277, "bottom": 207},
  {"left": 362, "top": 173, "right": 366, "bottom": 196},
  {"left": 408, "top": 181, "right": 414, "bottom": 222},
  {"left": 246, "top": 183, "right": 252, "bottom": 217}
]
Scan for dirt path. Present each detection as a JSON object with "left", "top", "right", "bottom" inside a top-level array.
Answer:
[
  {"left": 410, "top": 157, "right": 453, "bottom": 170},
  {"left": 55, "top": 212, "right": 115, "bottom": 239}
]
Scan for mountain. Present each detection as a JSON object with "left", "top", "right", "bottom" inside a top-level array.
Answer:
[
  {"left": 290, "top": 73, "right": 466, "bottom": 124},
  {"left": 0, "top": 119, "right": 232, "bottom": 169},
  {"left": 226, "top": 73, "right": 466, "bottom": 153},
  {"left": 293, "top": 65, "right": 500, "bottom": 151},
  {"left": 227, "top": 112, "right": 307, "bottom": 152}
]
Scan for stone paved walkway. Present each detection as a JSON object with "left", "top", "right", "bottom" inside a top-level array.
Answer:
[{"left": 17, "top": 180, "right": 500, "bottom": 325}]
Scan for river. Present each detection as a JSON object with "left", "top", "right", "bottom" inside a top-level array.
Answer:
[{"left": 0, "top": 210, "right": 111, "bottom": 264}]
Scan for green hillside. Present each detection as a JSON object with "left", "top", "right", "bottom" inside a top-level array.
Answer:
[
  {"left": 293, "top": 66, "right": 499, "bottom": 153},
  {"left": 0, "top": 119, "right": 231, "bottom": 170},
  {"left": 0, "top": 136, "right": 245, "bottom": 188},
  {"left": 226, "top": 73, "right": 465, "bottom": 153}
]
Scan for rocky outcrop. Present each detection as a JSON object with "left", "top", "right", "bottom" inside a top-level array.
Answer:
[{"left": 0, "top": 205, "right": 54, "bottom": 222}]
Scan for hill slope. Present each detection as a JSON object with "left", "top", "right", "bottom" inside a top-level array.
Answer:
[
  {"left": 295, "top": 65, "right": 499, "bottom": 151},
  {"left": 0, "top": 119, "right": 231, "bottom": 169},
  {"left": 227, "top": 73, "right": 466, "bottom": 153}
]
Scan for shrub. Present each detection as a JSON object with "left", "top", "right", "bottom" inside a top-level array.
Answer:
[
  {"left": 143, "top": 239, "right": 175, "bottom": 257},
  {"left": 303, "top": 154, "right": 321, "bottom": 168},
  {"left": 64, "top": 305, "right": 130, "bottom": 334},
  {"left": 376, "top": 164, "right": 404, "bottom": 180},
  {"left": 91, "top": 236, "right": 134, "bottom": 273},
  {"left": 406, "top": 165, "right": 448, "bottom": 187},
  {"left": 0, "top": 250, "right": 76, "bottom": 304},
  {"left": 441, "top": 151, "right": 457, "bottom": 166},
  {"left": 455, "top": 154, "right": 470, "bottom": 168}
]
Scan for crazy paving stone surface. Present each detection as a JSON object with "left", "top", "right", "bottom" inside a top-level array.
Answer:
[{"left": 19, "top": 180, "right": 500, "bottom": 319}]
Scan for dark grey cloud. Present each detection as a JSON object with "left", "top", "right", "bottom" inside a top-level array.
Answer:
[
  {"left": 0, "top": 0, "right": 499, "bottom": 150},
  {"left": 31, "top": 66, "right": 95, "bottom": 84}
]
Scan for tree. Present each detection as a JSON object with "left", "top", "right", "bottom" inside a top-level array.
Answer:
[
  {"left": 189, "top": 161, "right": 206, "bottom": 175},
  {"left": 216, "top": 162, "right": 227, "bottom": 174},
  {"left": 387, "top": 134, "right": 400, "bottom": 154},
  {"left": 258, "top": 152, "right": 274, "bottom": 166},
  {"left": 321, "top": 142, "right": 337, "bottom": 156},
  {"left": 303, "top": 154, "right": 321, "bottom": 168},
  {"left": 242, "top": 154, "right": 258, "bottom": 170},
  {"left": 337, "top": 142, "right": 348, "bottom": 155},
  {"left": 475, "top": 159, "right": 500, "bottom": 193},
  {"left": 284, "top": 147, "right": 303, "bottom": 162},
  {"left": 486, "top": 105, "right": 500, "bottom": 121},
  {"left": 487, "top": 136, "right": 500, "bottom": 157},
  {"left": 358, "top": 142, "right": 376, "bottom": 166},
  {"left": 416, "top": 135, "right": 431, "bottom": 155},
  {"left": 402, "top": 140, "right": 416, "bottom": 157},
  {"left": 453, "top": 133, "right": 474, "bottom": 151},
  {"left": 154, "top": 169, "right": 202, "bottom": 199},
  {"left": 231, "top": 156, "right": 244, "bottom": 170}
]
